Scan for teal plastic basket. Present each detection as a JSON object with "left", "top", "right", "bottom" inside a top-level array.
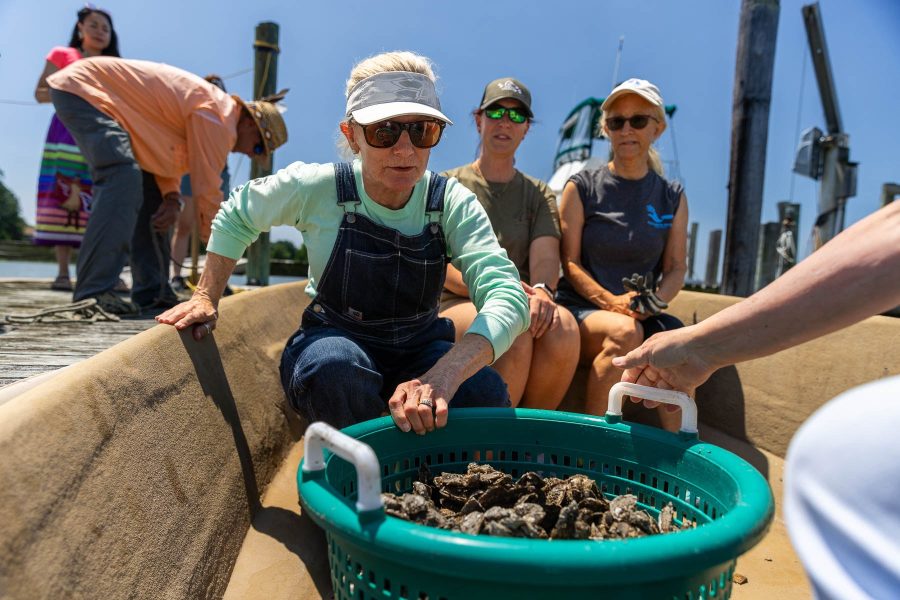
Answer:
[{"left": 298, "top": 383, "right": 773, "bottom": 600}]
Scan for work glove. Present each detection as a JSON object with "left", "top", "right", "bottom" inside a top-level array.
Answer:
[{"left": 622, "top": 271, "right": 669, "bottom": 316}]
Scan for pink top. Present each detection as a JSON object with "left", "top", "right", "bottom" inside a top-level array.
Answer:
[
  {"left": 47, "top": 57, "right": 240, "bottom": 240},
  {"left": 46, "top": 46, "right": 82, "bottom": 70}
]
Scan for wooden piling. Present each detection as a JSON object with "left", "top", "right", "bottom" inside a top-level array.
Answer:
[
  {"left": 244, "top": 22, "right": 280, "bottom": 286},
  {"left": 687, "top": 221, "right": 699, "bottom": 281},
  {"left": 722, "top": 0, "right": 780, "bottom": 297},
  {"left": 705, "top": 229, "right": 722, "bottom": 288}
]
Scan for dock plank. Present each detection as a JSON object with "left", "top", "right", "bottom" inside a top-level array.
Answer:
[{"left": 0, "top": 279, "right": 161, "bottom": 389}]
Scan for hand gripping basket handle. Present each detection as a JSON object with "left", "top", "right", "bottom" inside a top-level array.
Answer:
[
  {"left": 607, "top": 382, "right": 699, "bottom": 434},
  {"left": 303, "top": 422, "right": 384, "bottom": 513}
]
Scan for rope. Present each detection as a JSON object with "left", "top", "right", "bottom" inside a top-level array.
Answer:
[
  {"left": 4, "top": 298, "right": 120, "bottom": 324},
  {"left": 253, "top": 40, "right": 280, "bottom": 53},
  {"left": 254, "top": 50, "right": 274, "bottom": 99}
]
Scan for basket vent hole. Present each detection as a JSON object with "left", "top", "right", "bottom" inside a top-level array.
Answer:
[
  {"left": 485, "top": 450, "right": 494, "bottom": 460},
  {"left": 350, "top": 481, "right": 355, "bottom": 493},
  {"left": 524, "top": 452, "right": 532, "bottom": 462},
  {"left": 349, "top": 582, "right": 355, "bottom": 594},
  {"left": 627, "top": 468, "right": 634, "bottom": 480},
  {"left": 652, "top": 476, "right": 658, "bottom": 488},
  {"left": 663, "top": 481, "right": 669, "bottom": 493},
  {"left": 703, "top": 501, "right": 709, "bottom": 514},
  {"left": 449, "top": 452, "right": 456, "bottom": 462},
  {"left": 588, "top": 459, "right": 596, "bottom": 470},
  {"left": 602, "top": 463, "right": 610, "bottom": 474},
  {"left": 649, "top": 496, "right": 656, "bottom": 508},
  {"left": 403, "top": 459, "right": 410, "bottom": 470},
  {"left": 640, "top": 472, "right": 646, "bottom": 484},
  {"left": 393, "top": 480, "right": 402, "bottom": 492},
  {"left": 383, "top": 465, "right": 389, "bottom": 477},
  {"left": 674, "top": 485, "right": 680, "bottom": 498},
  {"left": 368, "top": 571, "right": 375, "bottom": 585},
  {"left": 383, "top": 578, "right": 391, "bottom": 591},
  {"left": 615, "top": 465, "right": 622, "bottom": 476},
  {"left": 601, "top": 483, "right": 608, "bottom": 493},
  {"left": 393, "top": 461, "right": 401, "bottom": 474},
  {"left": 576, "top": 457, "right": 584, "bottom": 468},
  {"left": 400, "top": 585, "right": 409, "bottom": 598},
  {"left": 511, "top": 451, "right": 519, "bottom": 461},
  {"left": 537, "top": 453, "right": 546, "bottom": 464},
  {"left": 355, "top": 563, "right": 363, "bottom": 578},
  {"left": 415, "top": 457, "right": 421, "bottom": 467},
  {"left": 499, "top": 450, "right": 507, "bottom": 460},
  {"left": 462, "top": 451, "right": 469, "bottom": 461},
  {"left": 712, "top": 507, "right": 718, "bottom": 519},
  {"left": 638, "top": 492, "right": 645, "bottom": 503},
  {"left": 563, "top": 455, "right": 571, "bottom": 466},
  {"left": 473, "top": 451, "right": 481, "bottom": 462},
  {"left": 613, "top": 484, "right": 621, "bottom": 495},
  {"left": 418, "top": 593, "right": 429, "bottom": 600},
  {"left": 710, "top": 578, "right": 718, "bottom": 594},
  {"left": 435, "top": 453, "right": 443, "bottom": 464}
]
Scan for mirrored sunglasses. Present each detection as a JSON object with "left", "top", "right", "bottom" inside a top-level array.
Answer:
[
  {"left": 360, "top": 119, "right": 445, "bottom": 149},
  {"left": 605, "top": 114, "right": 660, "bottom": 131},
  {"left": 483, "top": 105, "right": 528, "bottom": 124}
]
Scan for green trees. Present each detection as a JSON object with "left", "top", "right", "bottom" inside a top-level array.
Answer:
[
  {"left": 0, "top": 170, "right": 27, "bottom": 241},
  {"left": 270, "top": 239, "right": 308, "bottom": 265}
]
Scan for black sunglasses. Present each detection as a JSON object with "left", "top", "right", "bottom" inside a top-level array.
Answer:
[
  {"left": 605, "top": 114, "right": 660, "bottom": 131},
  {"left": 358, "top": 119, "right": 445, "bottom": 149}
]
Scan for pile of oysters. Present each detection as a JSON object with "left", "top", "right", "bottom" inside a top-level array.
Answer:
[{"left": 381, "top": 462, "right": 692, "bottom": 540}]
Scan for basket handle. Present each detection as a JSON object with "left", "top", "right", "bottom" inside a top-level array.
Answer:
[
  {"left": 607, "top": 382, "right": 698, "bottom": 434},
  {"left": 303, "top": 422, "right": 384, "bottom": 513}
]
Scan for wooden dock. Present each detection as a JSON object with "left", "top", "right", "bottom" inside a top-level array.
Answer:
[{"left": 0, "top": 279, "right": 159, "bottom": 389}]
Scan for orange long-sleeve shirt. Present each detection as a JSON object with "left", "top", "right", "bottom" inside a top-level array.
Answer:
[{"left": 47, "top": 57, "right": 240, "bottom": 240}]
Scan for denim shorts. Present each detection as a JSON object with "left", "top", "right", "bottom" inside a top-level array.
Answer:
[{"left": 556, "top": 288, "right": 683, "bottom": 340}]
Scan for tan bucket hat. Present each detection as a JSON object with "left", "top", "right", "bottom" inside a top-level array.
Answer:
[{"left": 231, "top": 94, "right": 288, "bottom": 156}]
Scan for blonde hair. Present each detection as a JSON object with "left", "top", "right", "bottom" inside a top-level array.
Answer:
[
  {"left": 337, "top": 51, "right": 438, "bottom": 158},
  {"left": 599, "top": 94, "right": 667, "bottom": 176}
]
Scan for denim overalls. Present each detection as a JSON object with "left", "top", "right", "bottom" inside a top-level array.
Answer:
[{"left": 280, "top": 163, "right": 509, "bottom": 429}]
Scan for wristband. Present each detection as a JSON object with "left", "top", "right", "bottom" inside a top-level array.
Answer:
[{"left": 532, "top": 282, "right": 555, "bottom": 298}]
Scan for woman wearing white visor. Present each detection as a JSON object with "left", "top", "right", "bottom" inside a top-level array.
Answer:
[{"left": 158, "top": 51, "right": 529, "bottom": 436}]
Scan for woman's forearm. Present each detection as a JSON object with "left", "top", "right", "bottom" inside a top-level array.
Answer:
[
  {"left": 564, "top": 260, "right": 614, "bottom": 308},
  {"left": 657, "top": 266, "right": 686, "bottom": 303},
  {"left": 425, "top": 333, "right": 495, "bottom": 388},
  {"left": 444, "top": 263, "right": 469, "bottom": 297},
  {"left": 195, "top": 253, "right": 238, "bottom": 307}
]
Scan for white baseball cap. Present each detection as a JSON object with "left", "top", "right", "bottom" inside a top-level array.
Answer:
[{"left": 601, "top": 78, "right": 664, "bottom": 111}]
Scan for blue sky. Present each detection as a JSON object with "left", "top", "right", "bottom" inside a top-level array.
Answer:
[{"left": 1, "top": 0, "right": 898, "bottom": 278}]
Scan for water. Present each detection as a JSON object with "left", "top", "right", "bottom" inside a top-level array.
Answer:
[{"left": 0, "top": 260, "right": 304, "bottom": 288}]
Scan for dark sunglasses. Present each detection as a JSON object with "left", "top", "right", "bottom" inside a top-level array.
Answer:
[
  {"left": 359, "top": 119, "right": 445, "bottom": 149},
  {"left": 483, "top": 105, "right": 528, "bottom": 124},
  {"left": 605, "top": 114, "right": 660, "bottom": 131}
]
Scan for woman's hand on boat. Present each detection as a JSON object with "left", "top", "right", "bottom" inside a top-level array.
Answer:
[
  {"left": 612, "top": 326, "right": 718, "bottom": 402},
  {"left": 155, "top": 292, "right": 219, "bottom": 341},
  {"left": 387, "top": 376, "right": 455, "bottom": 436}
]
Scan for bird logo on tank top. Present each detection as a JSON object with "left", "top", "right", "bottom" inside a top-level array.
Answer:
[{"left": 646, "top": 204, "right": 674, "bottom": 229}]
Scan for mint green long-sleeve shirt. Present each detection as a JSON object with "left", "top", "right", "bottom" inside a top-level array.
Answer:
[{"left": 207, "top": 160, "right": 529, "bottom": 359}]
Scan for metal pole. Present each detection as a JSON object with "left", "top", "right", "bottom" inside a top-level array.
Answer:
[
  {"left": 722, "top": 0, "right": 780, "bottom": 297},
  {"left": 245, "top": 22, "right": 280, "bottom": 286}
]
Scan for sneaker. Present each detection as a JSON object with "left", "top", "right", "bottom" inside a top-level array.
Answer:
[
  {"left": 113, "top": 278, "right": 131, "bottom": 294},
  {"left": 170, "top": 276, "right": 187, "bottom": 292},
  {"left": 136, "top": 293, "right": 181, "bottom": 312},
  {"left": 92, "top": 291, "right": 141, "bottom": 316}
]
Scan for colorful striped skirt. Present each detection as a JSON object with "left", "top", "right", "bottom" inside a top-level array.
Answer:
[{"left": 33, "top": 113, "right": 93, "bottom": 247}]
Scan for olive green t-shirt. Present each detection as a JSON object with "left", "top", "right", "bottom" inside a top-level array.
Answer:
[{"left": 442, "top": 163, "right": 560, "bottom": 283}]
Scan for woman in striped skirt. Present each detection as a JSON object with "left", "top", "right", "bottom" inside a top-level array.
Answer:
[{"left": 33, "top": 5, "right": 120, "bottom": 290}]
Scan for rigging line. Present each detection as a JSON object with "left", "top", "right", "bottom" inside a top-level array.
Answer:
[
  {"left": 668, "top": 117, "right": 683, "bottom": 185},
  {"left": 222, "top": 67, "right": 252, "bottom": 80},
  {"left": 789, "top": 44, "right": 809, "bottom": 202},
  {"left": 0, "top": 99, "right": 39, "bottom": 106}
]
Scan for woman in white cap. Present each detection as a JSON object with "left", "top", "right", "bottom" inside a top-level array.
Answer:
[
  {"left": 158, "top": 51, "right": 529, "bottom": 436},
  {"left": 440, "top": 77, "right": 579, "bottom": 409},
  {"left": 555, "top": 78, "right": 689, "bottom": 430}
]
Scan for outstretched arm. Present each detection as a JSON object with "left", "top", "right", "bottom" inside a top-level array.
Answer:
[
  {"left": 156, "top": 252, "right": 237, "bottom": 340},
  {"left": 613, "top": 201, "right": 900, "bottom": 392}
]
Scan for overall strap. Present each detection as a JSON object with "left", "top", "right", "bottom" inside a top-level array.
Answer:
[
  {"left": 425, "top": 172, "right": 448, "bottom": 222},
  {"left": 333, "top": 162, "right": 361, "bottom": 212}
]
